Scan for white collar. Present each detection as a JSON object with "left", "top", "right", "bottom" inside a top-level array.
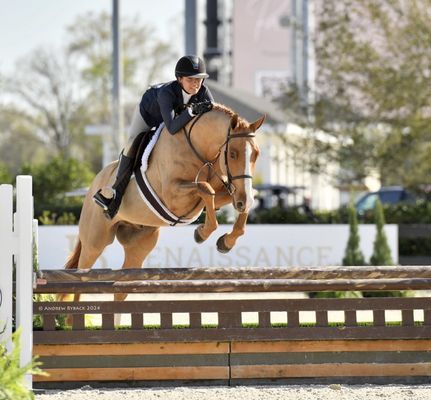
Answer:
[{"left": 182, "top": 89, "right": 193, "bottom": 104}]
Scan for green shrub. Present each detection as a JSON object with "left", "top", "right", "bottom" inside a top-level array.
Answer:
[
  {"left": 38, "top": 210, "right": 79, "bottom": 225},
  {"left": 0, "top": 163, "right": 12, "bottom": 184},
  {"left": 309, "top": 201, "right": 364, "bottom": 299},
  {"left": 32, "top": 295, "right": 67, "bottom": 331},
  {"left": 369, "top": 199, "right": 393, "bottom": 266},
  {"left": 0, "top": 328, "right": 47, "bottom": 400},
  {"left": 249, "top": 206, "right": 311, "bottom": 224},
  {"left": 20, "top": 157, "right": 94, "bottom": 209},
  {"left": 399, "top": 237, "right": 431, "bottom": 256},
  {"left": 364, "top": 199, "right": 405, "bottom": 298},
  {"left": 383, "top": 201, "right": 431, "bottom": 224},
  {"left": 343, "top": 201, "right": 366, "bottom": 266}
]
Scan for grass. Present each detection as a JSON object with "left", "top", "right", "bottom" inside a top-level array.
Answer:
[{"left": 33, "top": 320, "right": 424, "bottom": 331}]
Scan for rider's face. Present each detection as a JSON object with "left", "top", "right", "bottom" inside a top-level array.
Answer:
[{"left": 179, "top": 76, "right": 203, "bottom": 95}]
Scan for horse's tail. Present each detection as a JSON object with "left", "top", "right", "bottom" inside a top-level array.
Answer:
[
  {"left": 57, "top": 239, "right": 82, "bottom": 302},
  {"left": 64, "top": 239, "right": 82, "bottom": 270}
]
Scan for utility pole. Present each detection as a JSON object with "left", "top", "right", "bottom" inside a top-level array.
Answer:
[
  {"left": 84, "top": 1, "right": 124, "bottom": 167},
  {"left": 290, "top": 0, "right": 309, "bottom": 112},
  {"left": 185, "top": 0, "right": 197, "bottom": 54},
  {"left": 204, "top": 0, "right": 221, "bottom": 81},
  {"left": 111, "top": 0, "right": 124, "bottom": 161}
]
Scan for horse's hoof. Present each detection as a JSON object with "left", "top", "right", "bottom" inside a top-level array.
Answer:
[
  {"left": 194, "top": 227, "right": 205, "bottom": 244},
  {"left": 216, "top": 234, "right": 232, "bottom": 253}
]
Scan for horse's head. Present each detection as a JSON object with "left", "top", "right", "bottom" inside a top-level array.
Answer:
[
  {"left": 188, "top": 104, "right": 265, "bottom": 213},
  {"left": 220, "top": 109, "right": 265, "bottom": 213},
  {"left": 225, "top": 114, "right": 265, "bottom": 212}
]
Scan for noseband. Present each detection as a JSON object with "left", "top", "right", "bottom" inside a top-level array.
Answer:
[
  {"left": 183, "top": 115, "right": 255, "bottom": 196},
  {"left": 222, "top": 129, "right": 256, "bottom": 194}
]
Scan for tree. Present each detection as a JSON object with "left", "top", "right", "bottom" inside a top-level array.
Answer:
[
  {"left": 342, "top": 200, "right": 366, "bottom": 266},
  {"left": 0, "top": 105, "right": 51, "bottom": 175},
  {"left": 282, "top": 0, "right": 431, "bottom": 188},
  {"left": 1, "top": 48, "right": 88, "bottom": 158},
  {"left": 20, "top": 157, "right": 94, "bottom": 209},
  {"left": 370, "top": 199, "right": 393, "bottom": 266},
  {"left": 66, "top": 11, "right": 176, "bottom": 122},
  {"left": 0, "top": 11, "right": 176, "bottom": 172}
]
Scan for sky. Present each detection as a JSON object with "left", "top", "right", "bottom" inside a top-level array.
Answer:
[{"left": 0, "top": 0, "right": 184, "bottom": 74}]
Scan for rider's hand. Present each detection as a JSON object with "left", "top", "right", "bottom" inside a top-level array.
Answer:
[{"left": 190, "top": 101, "right": 213, "bottom": 116}]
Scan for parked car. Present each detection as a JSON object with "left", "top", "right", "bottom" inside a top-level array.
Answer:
[
  {"left": 253, "top": 184, "right": 307, "bottom": 209},
  {"left": 355, "top": 186, "right": 418, "bottom": 213}
]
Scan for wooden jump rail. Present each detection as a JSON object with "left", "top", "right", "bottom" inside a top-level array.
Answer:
[
  {"left": 35, "top": 266, "right": 431, "bottom": 293},
  {"left": 32, "top": 266, "right": 431, "bottom": 386}
]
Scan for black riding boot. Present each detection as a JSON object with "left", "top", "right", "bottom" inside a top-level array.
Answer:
[{"left": 93, "top": 152, "right": 134, "bottom": 219}]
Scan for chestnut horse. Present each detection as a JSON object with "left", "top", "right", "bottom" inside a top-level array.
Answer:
[{"left": 64, "top": 104, "right": 265, "bottom": 302}]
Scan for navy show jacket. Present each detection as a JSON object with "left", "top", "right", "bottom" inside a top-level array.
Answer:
[{"left": 139, "top": 80, "right": 214, "bottom": 134}]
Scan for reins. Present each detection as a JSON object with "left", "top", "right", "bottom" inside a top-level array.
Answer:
[{"left": 183, "top": 115, "right": 255, "bottom": 196}]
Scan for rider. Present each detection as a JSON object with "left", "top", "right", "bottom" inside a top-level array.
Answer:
[{"left": 93, "top": 55, "right": 215, "bottom": 219}]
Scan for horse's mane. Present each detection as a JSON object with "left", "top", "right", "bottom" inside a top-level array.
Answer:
[{"left": 212, "top": 103, "right": 249, "bottom": 131}]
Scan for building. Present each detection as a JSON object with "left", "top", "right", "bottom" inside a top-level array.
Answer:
[{"left": 185, "top": 0, "right": 341, "bottom": 210}]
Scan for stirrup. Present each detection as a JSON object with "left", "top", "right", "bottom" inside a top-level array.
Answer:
[{"left": 93, "top": 189, "right": 115, "bottom": 211}]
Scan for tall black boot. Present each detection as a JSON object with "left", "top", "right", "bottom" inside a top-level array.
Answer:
[{"left": 93, "top": 152, "right": 134, "bottom": 219}]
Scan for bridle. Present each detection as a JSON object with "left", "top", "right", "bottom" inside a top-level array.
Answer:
[{"left": 183, "top": 115, "right": 255, "bottom": 196}]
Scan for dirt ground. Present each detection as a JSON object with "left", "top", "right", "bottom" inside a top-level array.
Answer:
[{"left": 35, "top": 384, "right": 431, "bottom": 400}]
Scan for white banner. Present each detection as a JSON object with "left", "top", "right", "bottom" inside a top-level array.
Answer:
[{"left": 38, "top": 224, "right": 398, "bottom": 269}]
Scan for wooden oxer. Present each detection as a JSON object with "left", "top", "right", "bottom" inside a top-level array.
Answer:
[{"left": 63, "top": 104, "right": 264, "bottom": 302}]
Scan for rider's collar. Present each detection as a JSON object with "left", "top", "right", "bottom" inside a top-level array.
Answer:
[{"left": 182, "top": 89, "right": 193, "bottom": 104}]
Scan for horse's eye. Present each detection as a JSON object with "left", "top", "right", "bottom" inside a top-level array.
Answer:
[{"left": 230, "top": 150, "right": 237, "bottom": 159}]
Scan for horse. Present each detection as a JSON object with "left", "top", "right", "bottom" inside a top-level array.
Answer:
[{"left": 64, "top": 103, "right": 265, "bottom": 304}]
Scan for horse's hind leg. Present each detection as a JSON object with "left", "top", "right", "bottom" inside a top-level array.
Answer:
[
  {"left": 74, "top": 219, "right": 117, "bottom": 301},
  {"left": 113, "top": 225, "right": 160, "bottom": 325},
  {"left": 64, "top": 223, "right": 116, "bottom": 326},
  {"left": 115, "top": 225, "right": 160, "bottom": 302}
]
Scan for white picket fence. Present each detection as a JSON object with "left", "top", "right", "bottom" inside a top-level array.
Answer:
[{"left": 0, "top": 176, "right": 37, "bottom": 388}]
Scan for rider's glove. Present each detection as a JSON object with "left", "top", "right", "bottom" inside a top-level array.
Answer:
[{"left": 190, "top": 101, "right": 213, "bottom": 116}]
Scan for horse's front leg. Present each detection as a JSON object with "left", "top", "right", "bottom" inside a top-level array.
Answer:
[
  {"left": 193, "top": 181, "right": 218, "bottom": 243},
  {"left": 216, "top": 212, "right": 248, "bottom": 253},
  {"left": 208, "top": 192, "right": 249, "bottom": 253}
]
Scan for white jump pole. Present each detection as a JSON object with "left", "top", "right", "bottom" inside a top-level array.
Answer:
[
  {"left": 16, "top": 176, "right": 34, "bottom": 388},
  {"left": 0, "top": 176, "right": 35, "bottom": 389},
  {"left": 0, "top": 183, "right": 14, "bottom": 350}
]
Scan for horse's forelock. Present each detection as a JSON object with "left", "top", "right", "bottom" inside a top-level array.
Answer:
[{"left": 212, "top": 103, "right": 249, "bottom": 131}]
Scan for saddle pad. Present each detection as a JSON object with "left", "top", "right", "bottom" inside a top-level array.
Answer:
[
  {"left": 141, "top": 123, "right": 164, "bottom": 172},
  {"left": 133, "top": 124, "right": 201, "bottom": 226}
]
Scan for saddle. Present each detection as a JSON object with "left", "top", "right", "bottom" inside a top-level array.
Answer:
[{"left": 132, "top": 127, "right": 157, "bottom": 171}]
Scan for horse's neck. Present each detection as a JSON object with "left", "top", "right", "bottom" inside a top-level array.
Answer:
[
  {"left": 192, "top": 116, "right": 229, "bottom": 160},
  {"left": 146, "top": 116, "right": 229, "bottom": 184}
]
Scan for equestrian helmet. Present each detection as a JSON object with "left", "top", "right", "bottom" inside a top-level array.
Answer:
[{"left": 175, "top": 55, "right": 209, "bottom": 79}]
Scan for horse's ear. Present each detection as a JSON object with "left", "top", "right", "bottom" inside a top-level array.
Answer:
[
  {"left": 249, "top": 115, "right": 266, "bottom": 132},
  {"left": 230, "top": 114, "right": 239, "bottom": 129}
]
